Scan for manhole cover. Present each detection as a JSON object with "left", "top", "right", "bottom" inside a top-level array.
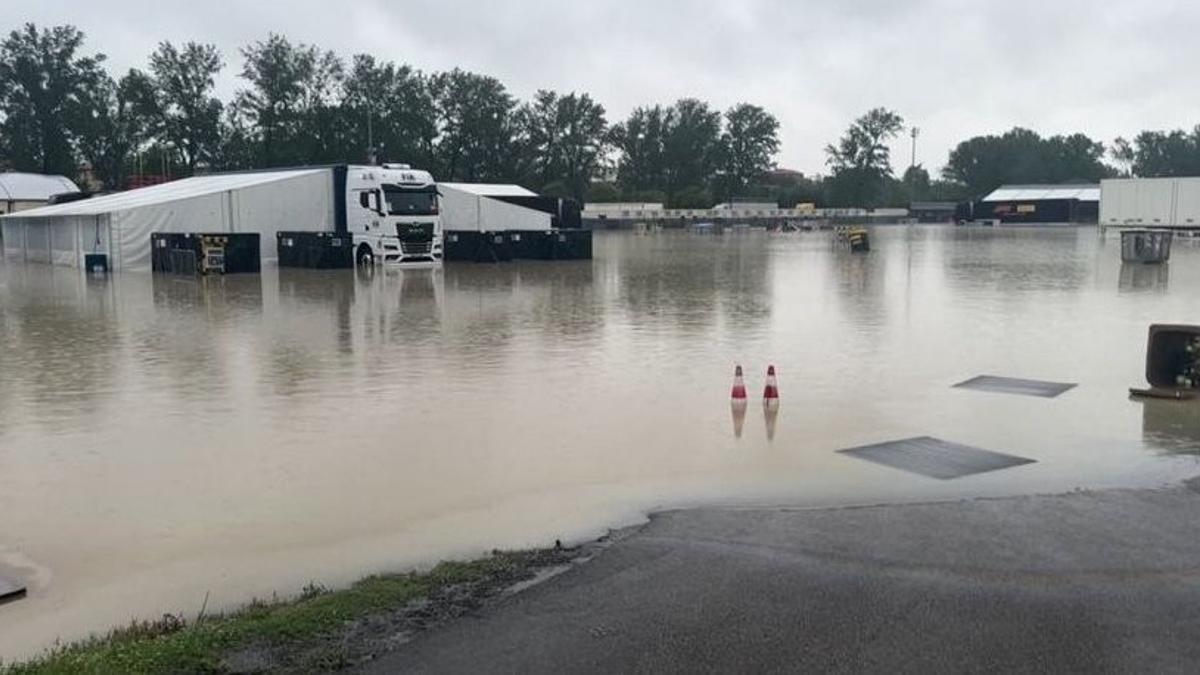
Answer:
[
  {"left": 953, "top": 375, "right": 1076, "bottom": 398},
  {"left": 837, "top": 436, "right": 1036, "bottom": 480}
]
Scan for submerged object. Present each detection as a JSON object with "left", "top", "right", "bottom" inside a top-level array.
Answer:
[
  {"left": 847, "top": 228, "right": 870, "bottom": 252},
  {"left": 0, "top": 576, "right": 26, "bottom": 606},
  {"left": 1130, "top": 324, "right": 1200, "bottom": 400},
  {"left": 1121, "top": 229, "right": 1172, "bottom": 264}
]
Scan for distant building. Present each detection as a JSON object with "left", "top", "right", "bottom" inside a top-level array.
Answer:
[
  {"left": 909, "top": 201, "right": 957, "bottom": 223},
  {"left": 712, "top": 201, "right": 777, "bottom": 212},
  {"left": 582, "top": 202, "right": 666, "bottom": 221},
  {"left": 0, "top": 172, "right": 80, "bottom": 215},
  {"left": 977, "top": 184, "right": 1100, "bottom": 224}
]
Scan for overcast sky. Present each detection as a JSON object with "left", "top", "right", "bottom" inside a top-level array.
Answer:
[{"left": 9, "top": 0, "right": 1199, "bottom": 176}]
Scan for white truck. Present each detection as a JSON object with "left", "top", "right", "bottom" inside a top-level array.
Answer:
[{"left": 345, "top": 163, "right": 443, "bottom": 265}]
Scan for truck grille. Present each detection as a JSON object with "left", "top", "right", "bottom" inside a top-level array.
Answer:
[{"left": 402, "top": 241, "right": 432, "bottom": 255}]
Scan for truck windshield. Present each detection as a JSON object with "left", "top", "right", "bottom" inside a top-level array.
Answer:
[{"left": 383, "top": 186, "right": 437, "bottom": 216}]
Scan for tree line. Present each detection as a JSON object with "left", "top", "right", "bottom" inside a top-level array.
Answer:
[
  {"left": 3, "top": 23, "right": 1200, "bottom": 209},
  {"left": 790, "top": 110, "right": 1200, "bottom": 208},
  {"left": 0, "top": 23, "right": 780, "bottom": 206}
]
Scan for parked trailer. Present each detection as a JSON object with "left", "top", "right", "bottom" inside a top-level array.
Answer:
[
  {"left": 0, "top": 164, "right": 442, "bottom": 272},
  {"left": 1101, "top": 177, "right": 1200, "bottom": 230}
]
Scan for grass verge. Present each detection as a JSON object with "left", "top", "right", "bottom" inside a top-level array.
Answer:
[{"left": 3, "top": 548, "right": 572, "bottom": 674}]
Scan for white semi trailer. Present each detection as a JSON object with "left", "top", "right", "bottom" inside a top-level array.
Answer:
[{"left": 1101, "top": 177, "right": 1200, "bottom": 230}]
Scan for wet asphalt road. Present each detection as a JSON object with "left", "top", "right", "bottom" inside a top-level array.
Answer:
[{"left": 362, "top": 481, "right": 1200, "bottom": 674}]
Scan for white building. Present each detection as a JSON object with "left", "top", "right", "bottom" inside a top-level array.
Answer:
[{"left": 0, "top": 172, "right": 79, "bottom": 215}]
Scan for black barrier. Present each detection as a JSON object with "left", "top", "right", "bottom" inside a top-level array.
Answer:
[{"left": 277, "top": 231, "right": 354, "bottom": 269}]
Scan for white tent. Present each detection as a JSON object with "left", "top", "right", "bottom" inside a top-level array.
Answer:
[
  {"left": 0, "top": 173, "right": 79, "bottom": 214},
  {"left": 439, "top": 183, "right": 552, "bottom": 232},
  {"left": 1, "top": 169, "right": 333, "bottom": 271}
]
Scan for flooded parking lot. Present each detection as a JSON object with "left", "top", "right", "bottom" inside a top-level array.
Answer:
[{"left": 1, "top": 226, "right": 1199, "bottom": 657}]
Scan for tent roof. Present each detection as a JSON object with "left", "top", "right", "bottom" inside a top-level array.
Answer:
[
  {"left": 440, "top": 183, "right": 537, "bottom": 197},
  {"left": 0, "top": 173, "right": 79, "bottom": 201},
  {"left": 2, "top": 169, "right": 325, "bottom": 218},
  {"left": 981, "top": 184, "right": 1100, "bottom": 203}
]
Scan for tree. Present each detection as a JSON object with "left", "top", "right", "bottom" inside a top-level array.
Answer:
[
  {"left": 234, "top": 34, "right": 344, "bottom": 167},
  {"left": 826, "top": 107, "right": 904, "bottom": 175},
  {"left": 943, "top": 127, "right": 1111, "bottom": 196},
  {"left": 0, "top": 23, "right": 107, "bottom": 177},
  {"left": 1111, "top": 137, "right": 1135, "bottom": 177},
  {"left": 430, "top": 69, "right": 516, "bottom": 181},
  {"left": 343, "top": 55, "right": 436, "bottom": 166},
  {"left": 75, "top": 68, "right": 157, "bottom": 189},
  {"left": 824, "top": 107, "right": 905, "bottom": 206},
  {"left": 512, "top": 90, "right": 607, "bottom": 201},
  {"left": 661, "top": 98, "right": 722, "bottom": 203},
  {"left": 719, "top": 103, "right": 780, "bottom": 197},
  {"left": 1118, "top": 128, "right": 1200, "bottom": 178},
  {"left": 148, "top": 41, "right": 223, "bottom": 174},
  {"left": 612, "top": 105, "right": 671, "bottom": 194},
  {"left": 613, "top": 99, "right": 722, "bottom": 207},
  {"left": 585, "top": 181, "right": 621, "bottom": 203}
]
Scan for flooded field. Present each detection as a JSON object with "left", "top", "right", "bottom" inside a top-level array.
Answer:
[{"left": 2, "top": 226, "right": 1199, "bottom": 658}]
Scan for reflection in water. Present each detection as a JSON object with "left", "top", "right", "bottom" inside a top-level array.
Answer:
[
  {"left": 611, "top": 232, "right": 772, "bottom": 333},
  {"left": 1119, "top": 263, "right": 1170, "bottom": 293},
  {"left": 1141, "top": 399, "right": 1200, "bottom": 454},
  {"left": 763, "top": 401, "right": 779, "bottom": 441},
  {"left": 0, "top": 265, "right": 121, "bottom": 433},
  {"left": 731, "top": 400, "right": 747, "bottom": 438},
  {"left": 4, "top": 227, "right": 1200, "bottom": 658}
]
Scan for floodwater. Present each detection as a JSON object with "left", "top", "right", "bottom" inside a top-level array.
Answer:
[{"left": 1, "top": 226, "right": 1199, "bottom": 658}]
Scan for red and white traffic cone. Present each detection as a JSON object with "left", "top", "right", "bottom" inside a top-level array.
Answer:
[
  {"left": 762, "top": 365, "right": 779, "bottom": 405},
  {"left": 731, "top": 365, "right": 748, "bottom": 438},
  {"left": 731, "top": 365, "right": 748, "bottom": 401}
]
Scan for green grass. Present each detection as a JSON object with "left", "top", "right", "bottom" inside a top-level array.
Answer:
[{"left": 4, "top": 553, "right": 534, "bottom": 674}]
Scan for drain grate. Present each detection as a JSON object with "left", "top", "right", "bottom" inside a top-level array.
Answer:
[
  {"left": 837, "top": 436, "right": 1036, "bottom": 480},
  {"left": 953, "top": 375, "right": 1076, "bottom": 398},
  {"left": 0, "top": 576, "right": 25, "bottom": 605}
]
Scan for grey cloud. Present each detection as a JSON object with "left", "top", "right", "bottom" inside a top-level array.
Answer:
[{"left": 8, "top": 0, "right": 1200, "bottom": 175}]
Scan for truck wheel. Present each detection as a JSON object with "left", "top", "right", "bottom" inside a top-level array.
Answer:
[{"left": 356, "top": 244, "right": 374, "bottom": 266}]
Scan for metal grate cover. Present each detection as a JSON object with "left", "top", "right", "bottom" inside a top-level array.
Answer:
[
  {"left": 953, "top": 375, "right": 1076, "bottom": 398},
  {"left": 837, "top": 436, "right": 1036, "bottom": 480}
]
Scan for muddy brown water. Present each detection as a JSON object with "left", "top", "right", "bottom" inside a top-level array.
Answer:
[{"left": 1, "top": 226, "right": 1199, "bottom": 658}]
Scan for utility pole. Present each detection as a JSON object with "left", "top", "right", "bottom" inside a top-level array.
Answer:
[
  {"left": 910, "top": 126, "right": 920, "bottom": 170},
  {"left": 366, "top": 110, "right": 376, "bottom": 165}
]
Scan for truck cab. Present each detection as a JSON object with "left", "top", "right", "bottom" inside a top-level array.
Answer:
[{"left": 347, "top": 164, "right": 442, "bottom": 266}]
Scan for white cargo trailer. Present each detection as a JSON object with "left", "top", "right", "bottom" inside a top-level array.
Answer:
[{"left": 1101, "top": 177, "right": 1200, "bottom": 229}]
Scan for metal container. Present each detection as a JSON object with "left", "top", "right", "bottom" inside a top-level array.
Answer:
[
  {"left": 1121, "top": 229, "right": 1172, "bottom": 264},
  {"left": 277, "top": 231, "right": 353, "bottom": 269},
  {"left": 1145, "top": 324, "right": 1200, "bottom": 389},
  {"left": 151, "top": 233, "right": 261, "bottom": 275}
]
